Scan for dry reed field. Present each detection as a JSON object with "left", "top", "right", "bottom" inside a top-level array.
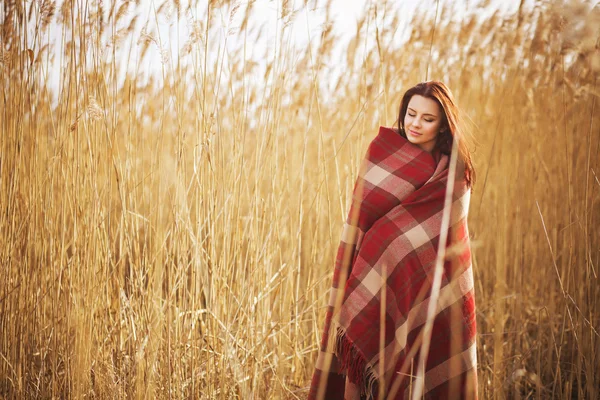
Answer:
[{"left": 1, "top": 0, "right": 599, "bottom": 398}]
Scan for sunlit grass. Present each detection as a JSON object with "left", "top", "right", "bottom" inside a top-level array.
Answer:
[{"left": 0, "top": 0, "right": 598, "bottom": 398}]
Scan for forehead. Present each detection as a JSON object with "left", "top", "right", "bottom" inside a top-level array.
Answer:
[{"left": 407, "top": 95, "right": 441, "bottom": 115}]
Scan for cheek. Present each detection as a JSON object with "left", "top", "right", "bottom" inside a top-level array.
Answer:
[{"left": 425, "top": 122, "right": 441, "bottom": 136}]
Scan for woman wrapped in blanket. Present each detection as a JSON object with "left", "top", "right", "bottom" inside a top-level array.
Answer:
[{"left": 309, "top": 81, "right": 477, "bottom": 400}]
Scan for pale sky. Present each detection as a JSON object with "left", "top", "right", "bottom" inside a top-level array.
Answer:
[{"left": 41, "top": 0, "right": 524, "bottom": 102}]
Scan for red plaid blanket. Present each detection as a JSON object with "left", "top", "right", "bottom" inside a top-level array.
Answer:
[{"left": 309, "top": 126, "right": 477, "bottom": 399}]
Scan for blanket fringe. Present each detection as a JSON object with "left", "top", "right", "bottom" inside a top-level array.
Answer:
[{"left": 327, "top": 323, "right": 380, "bottom": 399}]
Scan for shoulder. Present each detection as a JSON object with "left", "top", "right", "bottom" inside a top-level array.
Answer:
[{"left": 378, "top": 126, "right": 399, "bottom": 136}]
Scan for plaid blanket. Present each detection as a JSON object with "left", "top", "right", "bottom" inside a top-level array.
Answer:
[{"left": 309, "top": 126, "right": 477, "bottom": 399}]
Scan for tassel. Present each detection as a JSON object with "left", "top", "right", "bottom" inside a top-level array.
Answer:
[{"left": 328, "top": 325, "right": 381, "bottom": 399}]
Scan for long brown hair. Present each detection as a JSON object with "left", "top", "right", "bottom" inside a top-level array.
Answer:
[{"left": 397, "top": 81, "right": 475, "bottom": 188}]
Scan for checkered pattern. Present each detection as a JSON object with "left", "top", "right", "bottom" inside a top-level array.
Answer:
[{"left": 309, "top": 126, "right": 477, "bottom": 400}]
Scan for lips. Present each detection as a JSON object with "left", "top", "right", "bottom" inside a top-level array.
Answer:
[{"left": 408, "top": 130, "right": 422, "bottom": 136}]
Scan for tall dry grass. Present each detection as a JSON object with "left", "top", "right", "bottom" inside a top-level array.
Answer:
[{"left": 0, "top": 0, "right": 598, "bottom": 398}]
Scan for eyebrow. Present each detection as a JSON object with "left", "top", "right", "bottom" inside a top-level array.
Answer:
[{"left": 407, "top": 107, "right": 438, "bottom": 117}]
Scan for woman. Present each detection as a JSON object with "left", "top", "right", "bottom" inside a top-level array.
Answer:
[{"left": 309, "top": 81, "right": 477, "bottom": 399}]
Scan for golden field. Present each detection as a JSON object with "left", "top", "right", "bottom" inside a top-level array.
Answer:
[{"left": 0, "top": 0, "right": 598, "bottom": 398}]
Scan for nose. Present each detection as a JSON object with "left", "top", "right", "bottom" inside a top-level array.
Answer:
[{"left": 411, "top": 117, "right": 421, "bottom": 128}]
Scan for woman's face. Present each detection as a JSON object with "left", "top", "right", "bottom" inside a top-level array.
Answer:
[{"left": 403, "top": 95, "right": 444, "bottom": 153}]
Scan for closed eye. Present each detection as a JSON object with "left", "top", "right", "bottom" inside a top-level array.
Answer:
[{"left": 408, "top": 113, "right": 434, "bottom": 123}]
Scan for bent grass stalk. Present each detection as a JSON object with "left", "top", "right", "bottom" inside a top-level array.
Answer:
[{"left": 411, "top": 136, "right": 460, "bottom": 400}]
